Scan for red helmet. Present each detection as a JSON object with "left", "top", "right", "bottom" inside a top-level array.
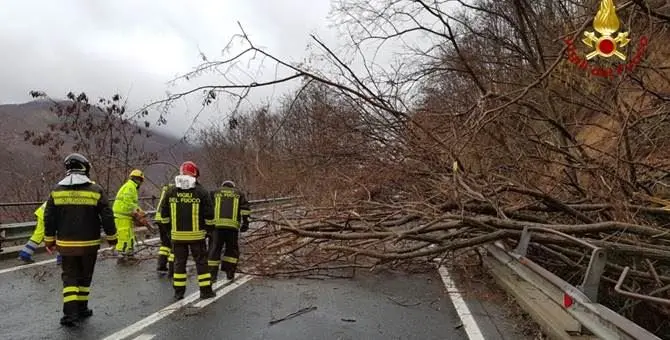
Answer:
[{"left": 179, "top": 161, "right": 199, "bottom": 178}]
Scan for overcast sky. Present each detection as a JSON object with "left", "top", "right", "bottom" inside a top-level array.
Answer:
[{"left": 0, "top": 0, "right": 340, "bottom": 138}]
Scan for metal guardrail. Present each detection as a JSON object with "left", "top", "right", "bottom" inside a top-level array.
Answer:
[
  {"left": 0, "top": 196, "right": 300, "bottom": 252},
  {"left": 485, "top": 226, "right": 661, "bottom": 339},
  {"left": 0, "top": 196, "right": 159, "bottom": 208}
]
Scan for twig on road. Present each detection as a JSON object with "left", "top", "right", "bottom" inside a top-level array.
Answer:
[{"left": 269, "top": 306, "right": 318, "bottom": 325}]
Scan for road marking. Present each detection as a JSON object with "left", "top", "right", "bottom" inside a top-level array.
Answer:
[
  {"left": 101, "top": 238, "right": 310, "bottom": 340},
  {"left": 192, "top": 274, "right": 254, "bottom": 308},
  {"left": 131, "top": 334, "right": 155, "bottom": 340},
  {"left": 438, "top": 265, "right": 486, "bottom": 340},
  {"left": 0, "top": 237, "right": 160, "bottom": 275},
  {"left": 100, "top": 274, "right": 253, "bottom": 340}
]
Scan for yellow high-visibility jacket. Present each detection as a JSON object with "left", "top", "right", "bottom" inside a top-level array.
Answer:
[
  {"left": 113, "top": 180, "right": 141, "bottom": 220},
  {"left": 29, "top": 202, "right": 47, "bottom": 243}
]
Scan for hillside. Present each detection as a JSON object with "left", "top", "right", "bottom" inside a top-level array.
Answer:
[{"left": 0, "top": 99, "right": 202, "bottom": 203}]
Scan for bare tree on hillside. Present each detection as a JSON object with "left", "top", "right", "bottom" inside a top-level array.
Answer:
[
  {"left": 23, "top": 91, "right": 158, "bottom": 193},
  {"left": 144, "top": 0, "right": 670, "bottom": 334}
]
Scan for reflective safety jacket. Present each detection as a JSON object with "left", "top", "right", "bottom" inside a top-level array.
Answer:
[
  {"left": 44, "top": 177, "right": 117, "bottom": 255},
  {"left": 27, "top": 202, "right": 47, "bottom": 244},
  {"left": 153, "top": 183, "right": 175, "bottom": 225},
  {"left": 158, "top": 182, "right": 214, "bottom": 242},
  {"left": 35, "top": 201, "right": 46, "bottom": 231},
  {"left": 113, "top": 179, "right": 141, "bottom": 220},
  {"left": 206, "top": 186, "right": 251, "bottom": 229}
]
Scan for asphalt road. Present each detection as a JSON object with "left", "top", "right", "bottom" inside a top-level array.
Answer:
[
  {"left": 0, "top": 246, "right": 532, "bottom": 340},
  {"left": 129, "top": 270, "right": 468, "bottom": 340},
  {"left": 0, "top": 248, "right": 179, "bottom": 340}
]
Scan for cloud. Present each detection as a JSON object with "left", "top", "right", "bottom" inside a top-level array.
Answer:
[{"left": 0, "top": 0, "right": 335, "bottom": 138}]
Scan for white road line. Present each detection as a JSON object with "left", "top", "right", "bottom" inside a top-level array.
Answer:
[
  {"left": 100, "top": 274, "right": 253, "bottom": 340},
  {"left": 438, "top": 265, "right": 486, "bottom": 340},
  {"left": 192, "top": 274, "right": 254, "bottom": 308},
  {"left": 101, "top": 238, "right": 310, "bottom": 340},
  {"left": 131, "top": 334, "right": 155, "bottom": 340},
  {"left": 0, "top": 237, "right": 160, "bottom": 275}
]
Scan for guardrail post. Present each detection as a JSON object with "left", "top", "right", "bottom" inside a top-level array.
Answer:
[
  {"left": 579, "top": 247, "right": 607, "bottom": 303},
  {"left": 513, "top": 226, "right": 531, "bottom": 256}
]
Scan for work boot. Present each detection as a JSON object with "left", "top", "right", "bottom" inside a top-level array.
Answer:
[
  {"left": 61, "top": 302, "right": 80, "bottom": 327},
  {"left": 200, "top": 286, "right": 216, "bottom": 299},
  {"left": 78, "top": 301, "right": 93, "bottom": 319},
  {"left": 60, "top": 314, "right": 79, "bottom": 327},
  {"left": 221, "top": 262, "right": 235, "bottom": 280},
  {"left": 174, "top": 287, "right": 185, "bottom": 300},
  {"left": 17, "top": 251, "right": 34, "bottom": 263}
]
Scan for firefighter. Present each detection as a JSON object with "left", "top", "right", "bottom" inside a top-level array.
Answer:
[
  {"left": 206, "top": 180, "right": 251, "bottom": 282},
  {"left": 158, "top": 161, "right": 216, "bottom": 300},
  {"left": 153, "top": 182, "right": 175, "bottom": 275},
  {"left": 43, "top": 153, "right": 117, "bottom": 327},
  {"left": 17, "top": 201, "right": 62, "bottom": 265},
  {"left": 113, "top": 169, "right": 145, "bottom": 263}
]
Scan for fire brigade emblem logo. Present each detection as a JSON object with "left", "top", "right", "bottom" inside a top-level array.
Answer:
[
  {"left": 582, "top": 0, "right": 629, "bottom": 60},
  {"left": 562, "top": 0, "right": 648, "bottom": 78}
]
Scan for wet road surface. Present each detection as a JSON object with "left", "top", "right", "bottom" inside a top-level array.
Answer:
[
  {"left": 124, "top": 270, "right": 468, "bottom": 340},
  {"left": 0, "top": 245, "right": 532, "bottom": 340},
  {"left": 0, "top": 247, "right": 178, "bottom": 340}
]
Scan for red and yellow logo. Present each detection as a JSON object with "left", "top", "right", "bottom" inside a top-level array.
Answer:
[{"left": 563, "top": 0, "right": 648, "bottom": 78}]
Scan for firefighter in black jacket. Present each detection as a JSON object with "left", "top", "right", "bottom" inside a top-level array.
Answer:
[
  {"left": 153, "top": 182, "right": 175, "bottom": 276},
  {"left": 159, "top": 161, "right": 216, "bottom": 300},
  {"left": 206, "top": 180, "right": 251, "bottom": 281},
  {"left": 43, "top": 153, "right": 118, "bottom": 327}
]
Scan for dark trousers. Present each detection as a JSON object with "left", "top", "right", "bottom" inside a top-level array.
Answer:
[
  {"left": 61, "top": 253, "right": 97, "bottom": 316},
  {"left": 207, "top": 228, "right": 239, "bottom": 280},
  {"left": 172, "top": 240, "right": 211, "bottom": 293},
  {"left": 157, "top": 224, "right": 174, "bottom": 270}
]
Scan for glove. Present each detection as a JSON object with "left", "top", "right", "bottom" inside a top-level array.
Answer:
[
  {"left": 240, "top": 223, "right": 249, "bottom": 232},
  {"left": 45, "top": 241, "right": 57, "bottom": 254}
]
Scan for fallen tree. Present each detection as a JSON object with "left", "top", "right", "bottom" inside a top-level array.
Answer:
[
  {"left": 140, "top": 0, "right": 670, "bottom": 336},
  {"left": 240, "top": 180, "right": 670, "bottom": 334}
]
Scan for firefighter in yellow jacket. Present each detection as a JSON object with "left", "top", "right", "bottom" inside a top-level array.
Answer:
[
  {"left": 44, "top": 153, "right": 117, "bottom": 327},
  {"left": 206, "top": 180, "right": 251, "bottom": 281},
  {"left": 158, "top": 161, "right": 215, "bottom": 300},
  {"left": 113, "top": 169, "right": 145, "bottom": 262},
  {"left": 153, "top": 182, "right": 175, "bottom": 275},
  {"left": 18, "top": 201, "right": 62, "bottom": 265}
]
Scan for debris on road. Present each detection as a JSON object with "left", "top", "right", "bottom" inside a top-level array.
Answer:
[
  {"left": 269, "top": 306, "right": 317, "bottom": 325},
  {"left": 237, "top": 188, "right": 670, "bottom": 336},
  {"left": 386, "top": 295, "right": 421, "bottom": 307}
]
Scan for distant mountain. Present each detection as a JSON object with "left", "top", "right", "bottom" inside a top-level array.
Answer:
[{"left": 0, "top": 99, "right": 203, "bottom": 203}]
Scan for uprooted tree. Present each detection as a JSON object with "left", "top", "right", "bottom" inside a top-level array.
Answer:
[{"left": 147, "top": 0, "right": 670, "bottom": 335}]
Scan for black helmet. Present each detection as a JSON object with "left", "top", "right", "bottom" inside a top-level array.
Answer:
[
  {"left": 64, "top": 153, "right": 91, "bottom": 175},
  {"left": 221, "top": 180, "right": 235, "bottom": 188}
]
